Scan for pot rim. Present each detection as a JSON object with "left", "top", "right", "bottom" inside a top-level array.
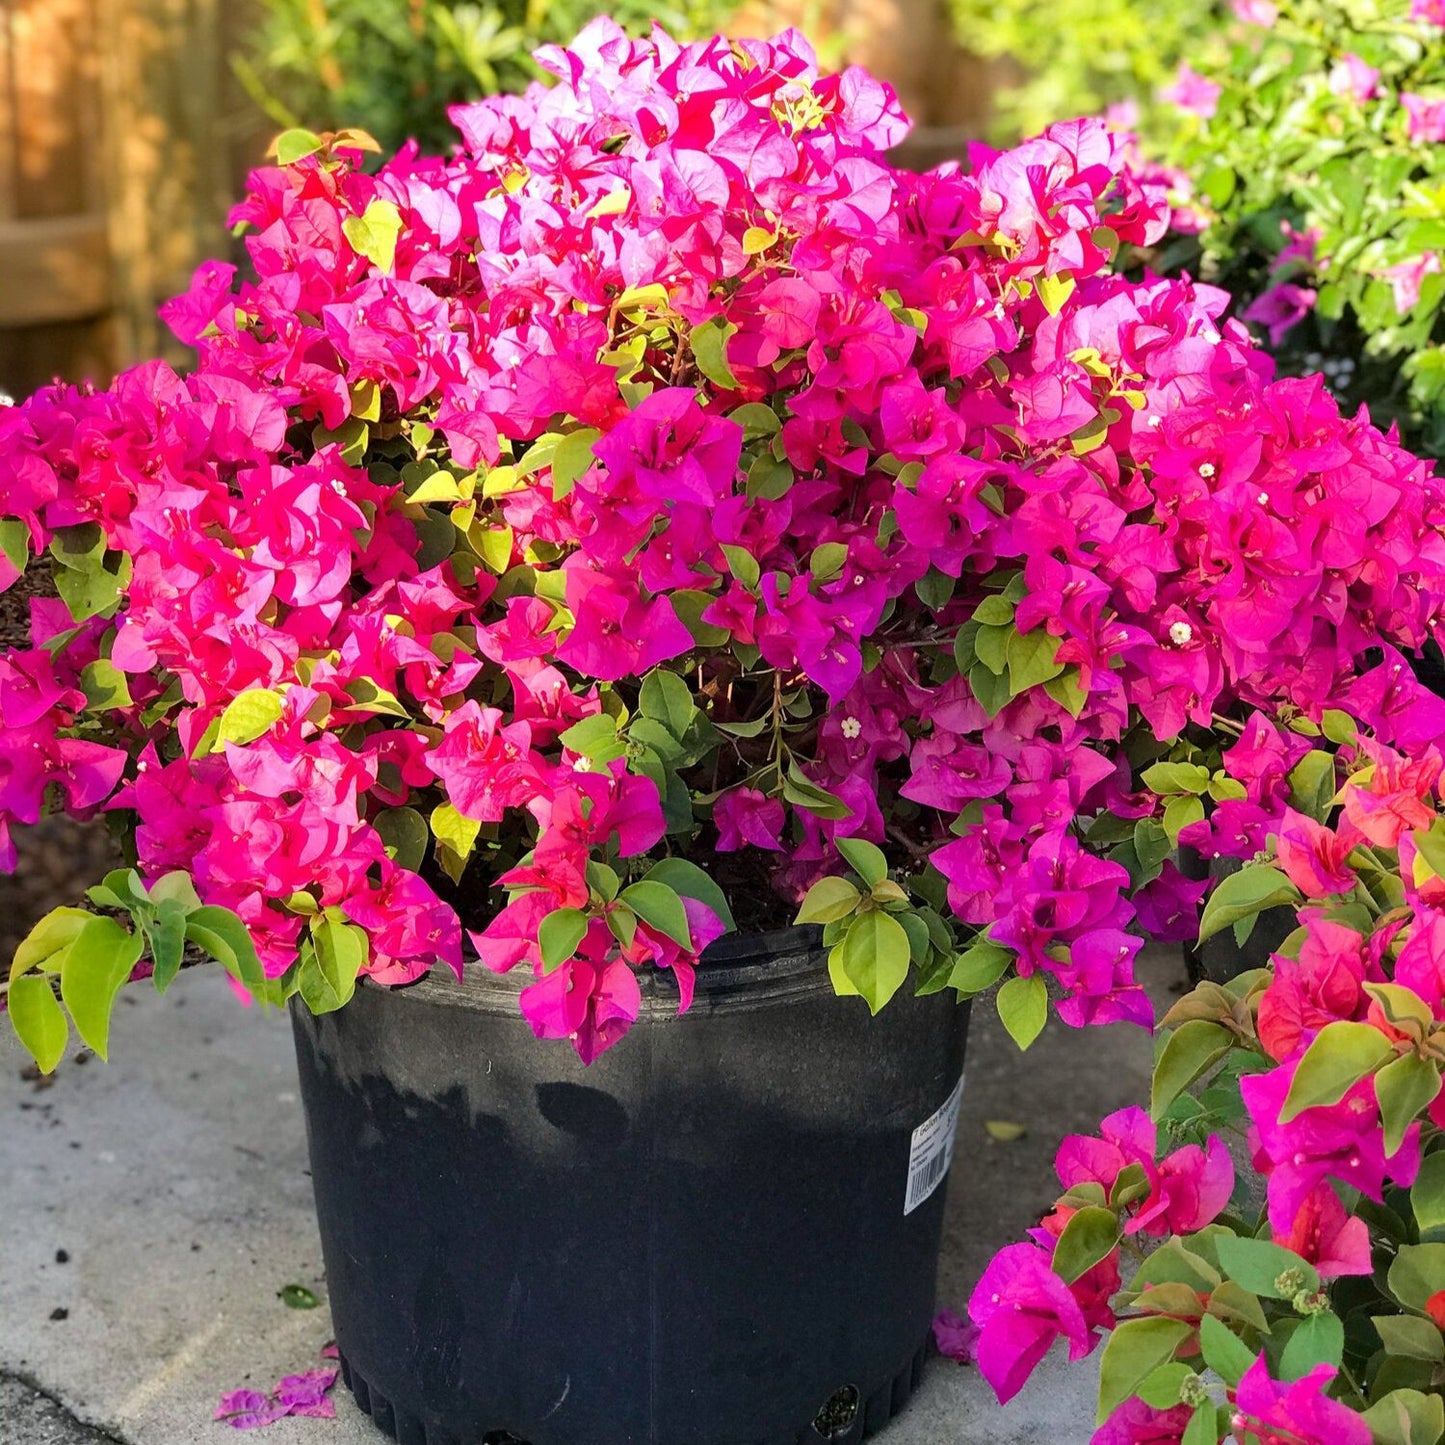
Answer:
[{"left": 370, "top": 922, "right": 831, "bottom": 1018}]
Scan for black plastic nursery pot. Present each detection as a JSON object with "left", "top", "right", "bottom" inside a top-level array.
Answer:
[{"left": 290, "top": 925, "right": 971, "bottom": 1445}]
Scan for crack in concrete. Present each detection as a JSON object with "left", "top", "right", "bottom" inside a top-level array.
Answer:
[{"left": 0, "top": 1367, "right": 133, "bottom": 1445}]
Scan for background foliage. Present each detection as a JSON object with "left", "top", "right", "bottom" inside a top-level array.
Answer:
[{"left": 234, "top": 0, "right": 739, "bottom": 154}]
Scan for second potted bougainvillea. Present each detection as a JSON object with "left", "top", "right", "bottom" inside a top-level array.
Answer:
[{"left": 4, "top": 17, "right": 1445, "bottom": 1444}]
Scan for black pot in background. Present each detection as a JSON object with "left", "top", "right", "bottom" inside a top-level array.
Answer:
[
  {"left": 1178, "top": 847, "right": 1295, "bottom": 985},
  {"left": 290, "top": 926, "right": 971, "bottom": 1445}
]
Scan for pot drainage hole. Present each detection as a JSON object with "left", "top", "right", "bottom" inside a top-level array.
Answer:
[{"left": 813, "top": 1384, "right": 860, "bottom": 1439}]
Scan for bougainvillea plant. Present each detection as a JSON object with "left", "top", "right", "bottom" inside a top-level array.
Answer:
[
  {"left": 943, "top": 706, "right": 1445, "bottom": 1442},
  {"left": 3, "top": 21, "right": 1445, "bottom": 1071},
  {"left": 1127, "top": 0, "right": 1445, "bottom": 460}
]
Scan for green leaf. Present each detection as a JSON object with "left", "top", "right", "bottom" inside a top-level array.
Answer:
[
  {"left": 1280, "top": 1020, "right": 1393, "bottom": 1122},
  {"left": 836, "top": 837, "right": 888, "bottom": 889},
  {"left": 620, "top": 882, "right": 693, "bottom": 949},
  {"left": 1182, "top": 1405, "right": 1218, "bottom": 1445},
  {"left": 1278, "top": 1310, "right": 1343, "bottom": 1382},
  {"left": 373, "top": 807, "right": 429, "bottom": 873},
  {"left": 274, "top": 127, "right": 323, "bottom": 164},
  {"left": 298, "top": 915, "right": 367, "bottom": 1014},
  {"left": 1214, "top": 1236, "right": 1319, "bottom": 1300},
  {"left": 810, "top": 542, "right": 849, "bottom": 581},
  {"left": 915, "top": 567, "right": 955, "bottom": 612},
  {"left": 1162, "top": 794, "right": 1206, "bottom": 846},
  {"left": 639, "top": 669, "right": 696, "bottom": 740},
  {"left": 148, "top": 872, "right": 201, "bottom": 911},
  {"left": 185, "top": 907, "right": 267, "bottom": 1002},
  {"left": 967, "top": 661, "right": 1012, "bottom": 717},
  {"left": 1390, "top": 1244, "right": 1445, "bottom": 1312},
  {"left": 1361, "top": 1389, "right": 1445, "bottom": 1445},
  {"left": 838, "top": 910, "right": 911, "bottom": 1015},
  {"left": 559, "top": 713, "right": 627, "bottom": 764},
  {"left": 1198, "top": 864, "right": 1300, "bottom": 943},
  {"left": 1288, "top": 751, "right": 1337, "bottom": 823},
  {"left": 1096, "top": 1316, "right": 1193, "bottom": 1425},
  {"left": 720, "top": 544, "right": 761, "bottom": 589},
  {"left": 1321, "top": 710, "right": 1358, "bottom": 746},
  {"left": 1413, "top": 1153, "right": 1445, "bottom": 1235},
  {"left": 1141, "top": 761, "right": 1212, "bottom": 796},
  {"left": 431, "top": 802, "right": 481, "bottom": 885},
  {"left": 1373, "top": 1316, "right": 1445, "bottom": 1363},
  {"left": 52, "top": 555, "right": 125, "bottom": 622},
  {"left": 59, "top": 915, "right": 144, "bottom": 1059},
  {"left": 1006, "top": 627, "right": 1064, "bottom": 694},
  {"left": 728, "top": 403, "right": 780, "bottom": 442},
  {"left": 641, "top": 859, "right": 734, "bottom": 932},
  {"left": 549, "top": 428, "right": 600, "bottom": 500},
  {"left": 1051, "top": 1205, "right": 1121, "bottom": 1284},
  {"left": 1135, "top": 1363, "right": 1193, "bottom": 1410},
  {"left": 974, "top": 622, "right": 1011, "bottom": 675},
  {"left": 146, "top": 900, "right": 189, "bottom": 992},
  {"left": 1377, "top": 1054, "right": 1443, "bottom": 1157},
  {"left": 795, "top": 876, "right": 863, "bottom": 925},
  {"left": 691, "top": 316, "right": 739, "bottom": 389},
  {"left": 996, "top": 973, "right": 1048, "bottom": 1050},
  {"left": 1151, "top": 1020, "right": 1233, "bottom": 1120},
  {"left": 341, "top": 197, "right": 403, "bottom": 273},
  {"left": 277, "top": 1283, "right": 319, "bottom": 1309},
  {"left": 972, "top": 594, "right": 1015, "bottom": 627},
  {"left": 946, "top": 938, "right": 1012, "bottom": 996},
  {"left": 213, "top": 688, "right": 285, "bottom": 750},
  {"left": 539, "top": 908, "right": 589, "bottom": 971},
  {"left": 10, "top": 906, "right": 94, "bottom": 983},
  {"left": 79, "top": 658, "right": 132, "bottom": 711},
  {"left": 0, "top": 517, "right": 30, "bottom": 573},
  {"left": 1198, "top": 1313, "right": 1257, "bottom": 1387},
  {"left": 1036, "top": 271, "right": 1075, "bottom": 315},
  {"left": 1043, "top": 667, "right": 1088, "bottom": 718},
  {"left": 7, "top": 974, "right": 68, "bottom": 1072},
  {"left": 782, "top": 758, "right": 852, "bottom": 820}
]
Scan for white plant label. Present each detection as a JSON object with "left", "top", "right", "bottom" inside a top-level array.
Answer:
[{"left": 904, "top": 1071, "right": 964, "bottom": 1216}]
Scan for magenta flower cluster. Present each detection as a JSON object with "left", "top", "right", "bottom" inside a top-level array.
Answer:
[{"left": 2, "top": 21, "right": 1444, "bottom": 1065}]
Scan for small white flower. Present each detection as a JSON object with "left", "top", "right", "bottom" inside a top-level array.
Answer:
[
  {"left": 0, "top": 391, "right": 13, "bottom": 407},
  {"left": 1257, "top": 490, "right": 1269, "bottom": 505},
  {"left": 1199, "top": 462, "right": 1216, "bottom": 479},
  {"left": 572, "top": 756, "right": 593, "bottom": 772},
  {"left": 840, "top": 716, "right": 863, "bottom": 739},
  {"left": 1146, "top": 414, "right": 1162, "bottom": 428},
  {"left": 1169, "top": 621, "right": 1194, "bottom": 646}
]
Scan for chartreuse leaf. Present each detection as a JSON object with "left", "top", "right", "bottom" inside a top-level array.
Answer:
[
  {"left": 836, "top": 910, "right": 910, "bottom": 1015},
  {"left": 59, "top": 915, "right": 144, "bottom": 1059},
  {"left": 795, "top": 876, "right": 862, "bottom": 925},
  {"left": 1288, "top": 751, "right": 1337, "bottom": 823},
  {"left": 691, "top": 317, "right": 739, "bottom": 388},
  {"left": 836, "top": 837, "right": 888, "bottom": 889},
  {"left": 1413, "top": 1153, "right": 1445, "bottom": 1236},
  {"left": 639, "top": 668, "right": 696, "bottom": 740},
  {"left": 539, "top": 909, "right": 588, "bottom": 972},
  {"left": 1182, "top": 1408, "right": 1217, "bottom": 1445},
  {"left": 0, "top": 517, "right": 30, "bottom": 572},
  {"left": 298, "top": 914, "right": 367, "bottom": 1014},
  {"left": 10, "top": 906, "right": 93, "bottom": 982},
  {"left": 213, "top": 688, "right": 285, "bottom": 750},
  {"left": 1095, "top": 1316, "right": 1193, "bottom": 1425},
  {"left": 560, "top": 713, "right": 627, "bottom": 764},
  {"left": 1214, "top": 1236, "right": 1319, "bottom": 1299},
  {"left": 273, "top": 127, "right": 323, "bottom": 164},
  {"left": 1279, "top": 1310, "right": 1343, "bottom": 1382},
  {"left": 641, "top": 858, "right": 734, "bottom": 932},
  {"left": 549, "top": 428, "right": 600, "bottom": 500},
  {"left": 1006, "top": 627, "right": 1064, "bottom": 694},
  {"left": 80, "top": 659, "right": 132, "bottom": 711},
  {"left": 1051, "top": 1205, "right": 1120, "bottom": 1284},
  {"left": 1197, "top": 864, "right": 1300, "bottom": 943},
  {"left": 1377, "top": 1054, "right": 1442, "bottom": 1156},
  {"left": 1280, "top": 1021, "right": 1393, "bottom": 1122},
  {"left": 620, "top": 882, "right": 692, "bottom": 948},
  {"left": 7, "top": 975, "right": 68, "bottom": 1072},
  {"left": 996, "top": 974, "right": 1048, "bottom": 1050},
  {"left": 1390, "top": 1244, "right": 1445, "bottom": 1312},
  {"left": 1151, "top": 1020, "right": 1233, "bottom": 1120},
  {"left": 1361, "top": 1390, "right": 1445, "bottom": 1445},
  {"left": 1198, "top": 1313, "right": 1256, "bottom": 1387},
  {"left": 186, "top": 907, "right": 267, "bottom": 1002},
  {"left": 342, "top": 198, "right": 403, "bottom": 273},
  {"left": 1134, "top": 1363, "right": 1193, "bottom": 1410},
  {"left": 431, "top": 802, "right": 481, "bottom": 885},
  {"left": 149, "top": 872, "right": 201, "bottom": 911}
]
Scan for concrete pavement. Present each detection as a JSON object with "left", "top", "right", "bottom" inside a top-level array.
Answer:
[{"left": 0, "top": 948, "right": 1186, "bottom": 1444}]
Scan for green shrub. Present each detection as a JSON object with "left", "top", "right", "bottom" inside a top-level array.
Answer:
[{"left": 234, "top": 0, "right": 738, "bottom": 155}]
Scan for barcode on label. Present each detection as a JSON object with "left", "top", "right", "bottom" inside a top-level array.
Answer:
[{"left": 904, "top": 1072, "right": 964, "bottom": 1216}]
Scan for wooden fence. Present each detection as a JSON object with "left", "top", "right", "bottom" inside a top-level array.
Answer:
[{"left": 0, "top": 0, "right": 265, "bottom": 400}]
